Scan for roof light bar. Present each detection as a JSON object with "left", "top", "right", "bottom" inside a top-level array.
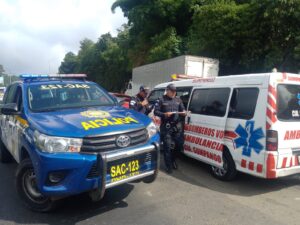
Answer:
[{"left": 20, "top": 74, "right": 87, "bottom": 78}]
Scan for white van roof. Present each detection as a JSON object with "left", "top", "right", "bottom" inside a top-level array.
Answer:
[{"left": 154, "top": 72, "right": 300, "bottom": 89}]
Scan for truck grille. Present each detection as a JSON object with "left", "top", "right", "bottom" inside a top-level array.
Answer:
[{"left": 81, "top": 128, "right": 148, "bottom": 153}]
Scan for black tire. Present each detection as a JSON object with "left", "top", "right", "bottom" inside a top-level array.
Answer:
[
  {"left": 211, "top": 149, "right": 237, "bottom": 181},
  {"left": 15, "top": 158, "right": 57, "bottom": 212},
  {"left": 0, "top": 139, "right": 13, "bottom": 163},
  {"left": 143, "top": 172, "right": 157, "bottom": 184}
]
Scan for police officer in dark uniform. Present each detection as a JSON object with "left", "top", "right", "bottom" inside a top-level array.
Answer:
[
  {"left": 154, "top": 84, "right": 186, "bottom": 173},
  {"left": 130, "top": 86, "right": 151, "bottom": 115}
]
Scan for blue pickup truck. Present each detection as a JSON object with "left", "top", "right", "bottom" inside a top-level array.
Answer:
[{"left": 0, "top": 74, "right": 159, "bottom": 212}]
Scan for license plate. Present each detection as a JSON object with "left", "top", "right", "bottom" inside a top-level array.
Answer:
[
  {"left": 107, "top": 152, "right": 156, "bottom": 183},
  {"left": 109, "top": 160, "right": 140, "bottom": 183}
]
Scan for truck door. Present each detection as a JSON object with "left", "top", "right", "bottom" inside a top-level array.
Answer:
[
  {"left": 0, "top": 84, "right": 23, "bottom": 159},
  {"left": 184, "top": 87, "right": 231, "bottom": 168},
  {"left": 1, "top": 84, "right": 18, "bottom": 151}
]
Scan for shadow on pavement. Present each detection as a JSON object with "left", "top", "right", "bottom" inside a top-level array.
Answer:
[
  {"left": 0, "top": 163, "right": 134, "bottom": 225},
  {"left": 159, "top": 152, "right": 300, "bottom": 197}
]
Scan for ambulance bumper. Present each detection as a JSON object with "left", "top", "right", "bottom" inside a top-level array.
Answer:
[{"left": 276, "top": 166, "right": 300, "bottom": 178}]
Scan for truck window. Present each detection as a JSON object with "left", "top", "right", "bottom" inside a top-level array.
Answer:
[
  {"left": 277, "top": 84, "right": 300, "bottom": 121},
  {"left": 15, "top": 86, "right": 23, "bottom": 111},
  {"left": 4, "top": 84, "right": 18, "bottom": 104},
  {"left": 189, "top": 88, "right": 230, "bottom": 117},
  {"left": 228, "top": 88, "right": 259, "bottom": 120},
  {"left": 28, "top": 83, "right": 115, "bottom": 112}
]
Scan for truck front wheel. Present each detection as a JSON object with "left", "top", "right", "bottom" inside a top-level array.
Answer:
[{"left": 16, "top": 158, "right": 57, "bottom": 212}]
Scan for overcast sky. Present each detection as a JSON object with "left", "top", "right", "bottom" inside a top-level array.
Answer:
[{"left": 0, "top": 0, "right": 127, "bottom": 75}]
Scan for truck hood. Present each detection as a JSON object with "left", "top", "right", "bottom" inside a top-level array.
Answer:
[{"left": 27, "top": 106, "right": 151, "bottom": 138}]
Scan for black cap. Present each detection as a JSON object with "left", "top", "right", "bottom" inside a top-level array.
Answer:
[
  {"left": 140, "top": 85, "right": 149, "bottom": 93},
  {"left": 166, "top": 84, "right": 176, "bottom": 92},
  {"left": 140, "top": 86, "right": 145, "bottom": 92}
]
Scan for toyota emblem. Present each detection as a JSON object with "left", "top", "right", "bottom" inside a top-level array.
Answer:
[{"left": 116, "top": 135, "right": 131, "bottom": 148}]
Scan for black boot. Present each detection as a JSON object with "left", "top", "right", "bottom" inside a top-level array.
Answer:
[
  {"left": 172, "top": 161, "right": 178, "bottom": 170},
  {"left": 166, "top": 166, "right": 173, "bottom": 174}
]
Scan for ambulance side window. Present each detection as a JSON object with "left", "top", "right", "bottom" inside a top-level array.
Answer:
[
  {"left": 189, "top": 88, "right": 230, "bottom": 117},
  {"left": 228, "top": 88, "right": 259, "bottom": 120},
  {"left": 148, "top": 89, "right": 165, "bottom": 104},
  {"left": 177, "top": 87, "right": 192, "bottom": 108}
]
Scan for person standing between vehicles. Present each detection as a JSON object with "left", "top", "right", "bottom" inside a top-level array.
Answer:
[
  {"left": 130, "top": 86, "right": 152, "bottom": 115},
  {"left": 154, "top": 84, "right": 187, "bottom": 174}
]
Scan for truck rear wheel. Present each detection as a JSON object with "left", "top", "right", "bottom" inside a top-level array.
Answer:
[
  {"left": 0, "top": 139, "right": 13, "bottom": 163},
  {"left": 211, "top": 150, "right": 237, "bottom": 181},
  {"left": 16, "top": 158, "right": 57, "bottom": 212}
]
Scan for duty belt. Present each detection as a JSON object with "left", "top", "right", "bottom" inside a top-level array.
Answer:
[{"left": 165, "top": 122, "right": 178, "bottom": 132}]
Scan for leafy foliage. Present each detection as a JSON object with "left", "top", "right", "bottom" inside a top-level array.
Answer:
[
  {"left": 0, "top": 64, "right": 5, "bottom": 76},
  {"left": 59, "top": 0, "right": 300, "bottom": 91},
  {"left": 59, "top": 52, "right": 78, "bottom": 74},
  {"left": 188, "top": 0, "right": 300, "bottom": 74},
  {"left": 0, "top": 64, "right": 19, "bottom": 87},
  {"left": 59, "top": 27, "right": 131, "bottom": 92}
]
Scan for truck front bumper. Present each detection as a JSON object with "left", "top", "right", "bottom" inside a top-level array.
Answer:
[{"left": 33, "top": 139, "right": 160, "bottom": 197}]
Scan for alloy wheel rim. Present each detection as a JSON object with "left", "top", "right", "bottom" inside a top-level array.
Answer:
[{"left": 212, "top": 157, "right": 228, "bottom": 177}]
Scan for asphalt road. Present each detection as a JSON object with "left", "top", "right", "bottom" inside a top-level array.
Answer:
[{"left": 0, "top": 154, "right": 300, "bottom": 225}]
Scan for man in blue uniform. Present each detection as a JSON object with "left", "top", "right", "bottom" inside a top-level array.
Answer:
[
  {"left": 130, "top": 86, "right": 151, "bottom": 115},
  {"left": 154, "top": 84, "right": 186, "bottom": 173}
]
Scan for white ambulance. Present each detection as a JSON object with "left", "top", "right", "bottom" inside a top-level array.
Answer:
[{"left": 150, "top": 73, "right": 300, "bottom": 180}]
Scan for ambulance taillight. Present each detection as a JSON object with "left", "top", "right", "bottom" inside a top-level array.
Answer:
[{"left": 266, "top": 130, "right": 278, "bottom": 151}]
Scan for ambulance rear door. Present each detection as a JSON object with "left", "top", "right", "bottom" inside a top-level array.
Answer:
[{"left": 275, "top": 82, "right": 300, "bottom": 169}]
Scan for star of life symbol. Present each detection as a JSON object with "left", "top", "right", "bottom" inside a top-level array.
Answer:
[{"left": 234, "top": 121, "right": 264, "bottom": 157}]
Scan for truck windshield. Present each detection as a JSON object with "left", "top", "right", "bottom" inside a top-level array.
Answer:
[
  {"left": 28, "top": 83, "right": 115, "bottom": 112},
  {"left": 277, "top": 84, "right": 300, "bottom": 121}
]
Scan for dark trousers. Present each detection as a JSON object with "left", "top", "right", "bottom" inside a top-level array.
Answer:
[{"left": 161, "top": 125, "right": 184, "bottom": 169}]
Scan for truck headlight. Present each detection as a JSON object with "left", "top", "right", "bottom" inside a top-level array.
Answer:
[
  {"left": 33, "top": 130, "right": 82, "bottom": 153},
  {"left": 147, "top": 122, "right": 157, "bottom": 138}
]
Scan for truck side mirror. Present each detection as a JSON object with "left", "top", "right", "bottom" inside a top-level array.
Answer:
[
  {"left": 116, "top": 97, "right": 126, "bottom": 107},
  {"left": 1, "top": 103, "right": 20, "bottom": 115}
]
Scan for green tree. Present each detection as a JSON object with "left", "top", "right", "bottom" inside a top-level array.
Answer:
[
  {"left": 59, "top": 52, "right": 78, "bottom": 74},
  {"left": 90, "top": 28, "right": 132, "bottom": 91},
  {"left": 0, "top": 64, "right": 4, "bottom": 75},
  {"left": 188, "top": 0, "right": 300, "bottom": 74},
  {"left": 112, "top": 0, "right": 205, "bottom": 66},
  {"left": 59, "top": 0, "right": 300, "bottom": 92},
  {"left": 188, "top": 1, "right": 248, "bottom": 74}
]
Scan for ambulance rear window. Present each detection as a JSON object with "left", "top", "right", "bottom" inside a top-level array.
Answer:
[
  {"left": 229, "top": 88, "right": 259, "bottom": 120},
  {"left": 277, "top": 84, "right": 300, "bottom": 121}
]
